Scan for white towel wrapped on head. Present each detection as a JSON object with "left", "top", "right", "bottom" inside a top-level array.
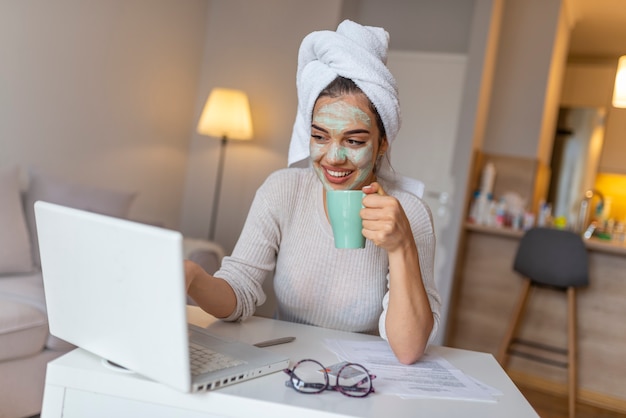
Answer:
[{"left": 288, "top": 20, "right": 424, "bottom": 198}]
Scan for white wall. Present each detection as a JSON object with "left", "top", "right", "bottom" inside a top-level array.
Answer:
[
  {"left": 179, "top": 0, "right": 344, "bottom": 251},
  {"left": 351, "top": 0, "right": 475, "bottom": 53},
  {"left": 482, "top": 0, "right": 564, "bottom": 162},
  {"left": 0, "top": 0, "right": 208, "bottom": 227}
]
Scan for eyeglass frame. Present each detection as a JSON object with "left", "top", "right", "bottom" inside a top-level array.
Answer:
[{"left": 283, "top": 358, "right": 376, "bottom": 398}]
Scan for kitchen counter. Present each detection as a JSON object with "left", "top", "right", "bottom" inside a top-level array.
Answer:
[
  {"left": 446, "top": 223, "right": 626, "bottom": 412},
  {"left": 584, "top": 235, "right": 626, "bottom": 255},
  {"left": 464, "top": 222, "right": 626, "bottom": 255}
]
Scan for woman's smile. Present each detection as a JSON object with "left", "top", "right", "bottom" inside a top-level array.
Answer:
[{"left": 322, "top": 166, "right": 355, "bottom": 184}]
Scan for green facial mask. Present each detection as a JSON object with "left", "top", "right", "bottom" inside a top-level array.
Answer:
[
  {"left": 313, "top": 101, "right": 371, "bottom": 134},
  {"left": 310, "top": 101, "right": 376, "bottom": 190}
]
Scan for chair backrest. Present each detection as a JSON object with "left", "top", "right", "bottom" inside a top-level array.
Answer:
[{"left": 513, "top": 227, "right": 589, "bottom": 288}]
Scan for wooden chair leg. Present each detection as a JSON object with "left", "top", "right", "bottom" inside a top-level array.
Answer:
[
  {"left": 567, "top": 287, "right": 577, "bottom": 418},
  {"left": 497, "top": 278, "right": 532, "bottom": 366}
]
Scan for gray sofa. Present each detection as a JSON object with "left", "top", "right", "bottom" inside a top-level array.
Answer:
[{"left": 0, "top": 166, "right": 224, "bottom": 418}]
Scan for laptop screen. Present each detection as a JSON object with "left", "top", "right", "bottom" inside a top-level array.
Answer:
[{"left": 36, "top": 201, "right": 192, "bottom": 391}]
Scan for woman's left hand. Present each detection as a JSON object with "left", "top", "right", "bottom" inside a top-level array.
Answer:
[{"left": 361, "top": 182, "right": 413, "bottom": 252}]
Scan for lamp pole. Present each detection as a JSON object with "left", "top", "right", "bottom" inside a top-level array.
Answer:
[
  {"left": 196, "top": 87, "right": 253, "bottom": 241},
  {"left": 208, "top": 136, "right": 227, "bottom": 241}
]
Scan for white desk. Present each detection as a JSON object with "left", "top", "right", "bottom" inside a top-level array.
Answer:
[{"left": 41, "top": 306, "right": 539, "bottom": 418}]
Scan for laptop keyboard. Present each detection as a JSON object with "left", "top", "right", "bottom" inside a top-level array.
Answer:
[{"left": 189, "top": 342, "right": 246, "bottom": 376}]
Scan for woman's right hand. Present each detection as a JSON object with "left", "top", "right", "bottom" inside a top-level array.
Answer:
[{"left": 184, "top": 259, "right": 202, "bottom": 291}]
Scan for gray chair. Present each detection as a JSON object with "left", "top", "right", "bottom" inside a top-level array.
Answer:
[{"left": 497, "top": 227, "right": 589, "bottom": 418}]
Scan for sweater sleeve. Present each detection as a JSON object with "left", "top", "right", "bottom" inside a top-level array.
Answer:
[{"left": 212, "top": 172, "right": 286, "bottom": 322}]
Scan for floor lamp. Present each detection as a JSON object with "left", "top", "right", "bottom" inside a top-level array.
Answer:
[{"left": 196, "top": 87, "right": 253, "bottom": 241}]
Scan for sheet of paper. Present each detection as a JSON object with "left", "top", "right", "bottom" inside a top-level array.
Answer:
[{"left": 324, "top": 339, "right": 502, "bottom": 402}]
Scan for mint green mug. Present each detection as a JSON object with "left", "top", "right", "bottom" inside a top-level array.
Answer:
[{"left": 326, "top": 190, "right": 366, "bottom": 249}]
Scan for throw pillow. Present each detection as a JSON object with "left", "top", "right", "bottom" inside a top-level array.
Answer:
[
  {"left": 24, "top": 168, "right": 137, "bottom": 266},
  {"left": 0, "top": 166, "right": 34, "bottom": 274}
]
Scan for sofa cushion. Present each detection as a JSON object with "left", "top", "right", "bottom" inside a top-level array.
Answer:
[
  {"left": 0, "top": 298, "right": 47, "bottom": 361},
  {"left": 0, "top": 272, "right": 74, "bottom": 351},
  {"left": 0, "top": 166, "right": 34, "bottom": 275},
  {"left": 24, "top": 168, "right": 136, "bottom": 266}
]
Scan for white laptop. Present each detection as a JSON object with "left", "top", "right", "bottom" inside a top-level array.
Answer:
[{"left": 35, "top": 201, "right": 289, "bottom": 393}]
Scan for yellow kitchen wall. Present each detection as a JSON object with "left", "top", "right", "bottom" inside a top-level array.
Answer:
[{"left": 594, "top": 173, "right": 626, "bottom": 222}]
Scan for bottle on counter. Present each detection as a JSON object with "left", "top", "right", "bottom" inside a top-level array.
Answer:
[
  {"left": 468, "top": 190, "right": 492, "bottom": 226},
  {"left": 480, "top": 162, "right": 496, "bottom": 197},
  {"left": 511, "top": 212, "right": 523, "bottom": 230},
  {"left": 523, "top": 211, "right": 535, "bottom": 230},
  {"left": 537, "top": 201, "right": 552, "bottom": 227},
  {"left": 479, "top": 193, "right": 493, "bottom": 225},
  {"left": 494, "top": 199, "right": 506, "bottom": 228},
  {"left": 468, "top": 190, "right": 480, "bottom": 223},
  {"left": 486, "top": 198, "right": 498, "bottom": 227}
]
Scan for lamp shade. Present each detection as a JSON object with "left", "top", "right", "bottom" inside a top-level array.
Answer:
[
  {"left": 197, "top": 88, "right": 253, "bottom": 140},
  {"left": 612, "top": 55, "right": 626, "bottom": 108}
]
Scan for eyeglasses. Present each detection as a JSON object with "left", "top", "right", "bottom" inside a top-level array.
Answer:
[{"left": 283, "top": 359, "right": 375, "bottom": 397}]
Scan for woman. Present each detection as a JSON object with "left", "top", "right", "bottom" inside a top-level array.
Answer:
[{"left": 186, "top": 20, "right": 440, "bottom": 364}]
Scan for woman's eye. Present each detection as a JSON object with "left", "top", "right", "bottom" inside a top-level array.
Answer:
[
  {"left": 346, "top": 138, "right": 366, "bottom": 146},
  {"left": 311, "top": 134, "right": 327, "bottom": 142}
]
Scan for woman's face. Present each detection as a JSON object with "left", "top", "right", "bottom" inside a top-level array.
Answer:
[{"left": 310, "top": 93, "right": 387, "bottom": 191}]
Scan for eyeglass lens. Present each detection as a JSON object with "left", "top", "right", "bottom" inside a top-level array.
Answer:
[
  {"left": 286, "top": 359, "right": 373, "bottom": 397},
  {"left": 289, "top": 360, "right": 328, "bottom": 394}
]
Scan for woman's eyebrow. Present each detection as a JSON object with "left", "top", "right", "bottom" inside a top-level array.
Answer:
[
  {"left": 311, "top": 123, "right": 328, "bottom": 133},
  {"left": 311, "top": 124, "right": 370, "bottom": 136},
  {"left": 344, "top": 128, "right": 370, "bottom": 135}
]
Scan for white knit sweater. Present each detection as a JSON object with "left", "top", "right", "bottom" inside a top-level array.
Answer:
[{"left": 215, "top": 168, "right": 440, "bottom": 342}]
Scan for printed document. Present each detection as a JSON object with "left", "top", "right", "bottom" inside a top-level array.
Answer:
[{"left": 325, "top": 339, "right": 502, "bottom": 402}]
